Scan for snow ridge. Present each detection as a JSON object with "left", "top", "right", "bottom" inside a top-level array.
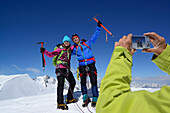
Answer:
[{"left": 0, "top": 74, "right": 53, "bottom": 100}]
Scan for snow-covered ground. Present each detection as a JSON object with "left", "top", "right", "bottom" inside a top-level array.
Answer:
[
  {"left": 0, "top": 74, "right": 53, "bottom": 101},
  {"left": 0, "top": 74, "right": 95, "bottom": 113},
  {"left": 0, "top": 74, "right": 162, "bottom": 113},
  {"left": 0, "top": 88, "right": 160, "bottom": 113},
  {"left": 0, "top": 92, "right": 97, "bottom": 113}
]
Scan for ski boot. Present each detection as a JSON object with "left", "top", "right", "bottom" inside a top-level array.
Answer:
[
  {"left": 91, "top": 102, "right": 96, "bottom": 107},
  {"left": 82, "top": 98, "right": 91, "bottom": 107},
  {"left": 66, "top": 98, "right": 78, "bottom": 104},
  {"left": 57, "top": 103, "right": 68, "bottom": 110},
  {"left": 91, "top": 97, "right": 98, "bottom": 107},
  {"left": 82, "top": 94, "right": 91, "bottom": 107}
]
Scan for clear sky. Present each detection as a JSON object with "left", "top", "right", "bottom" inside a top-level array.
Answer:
[{"left": 0, "top": 0, "right": 170, "bottom": 80}]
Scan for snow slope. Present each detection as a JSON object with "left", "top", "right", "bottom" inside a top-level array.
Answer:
[
  {"left": 0, "top": 87, "right": 160, "bottom": 113},
  {"left": 0, "top": 74, "right": 53, "bottom": 101},
  {"left": 0, "top": 74, "right": 162, "bottom": 113},
  {"left": 0, "top": 91, "right": 96, "bottom": 113}
]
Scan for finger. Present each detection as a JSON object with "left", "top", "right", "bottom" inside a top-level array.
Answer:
[
  {"left": 130, "top": 49, "right": 136, "bottom": 55},
  {"left": 144, "top": 32, "right": 152, "bottom": 36},
  {"left": 144, "top": 32, "right": 155, "bottom": 39},
  {"left": 127, "top": 34, "right": 132, "bottom": 42},
  {"left": 142, "top": 48, "right": 155, "bottom": 53},
  {"left": 144, "top": 32, "right": 160, "bottom": 40},
  {"left": 127, "top": 34, "right": 132, "bottom": 45},
  {"left": 119, "top": 38, "right": 123, "bottom": 43},
  {"left": 150, "top": 37, "right": 161, "bottom": 47},
  {"left": 144, "top": 32, "right": 161, "bottom": 46},
  {"left": 149, "top": 38, "right": 157, "bottom": 46},
  {"left": 122, "top": 35, "right": 127, "bottom": 41},
  {"left": 150, "top": 32, "right": 162, "bottom": 39},
  {"left": 133, "top": 49, "right": 137, "bottom": 52}
]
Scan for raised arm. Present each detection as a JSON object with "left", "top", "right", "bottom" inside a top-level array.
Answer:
[
  {"left": 151, "top": 44, "right": 170, "bottom": 75},
  {"left": 96, "top": 34, "right": 135, "bottom": 112},
  {"left": 86, "top": 22, "right": 102, "bottom": 47},
  {"left": 142, "top": 32, "right": 170, "bottom": 75}
]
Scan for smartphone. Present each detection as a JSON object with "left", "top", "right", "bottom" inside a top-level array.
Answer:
[{"left": 131, "top": 36, "right": 150, "bottom": 49}]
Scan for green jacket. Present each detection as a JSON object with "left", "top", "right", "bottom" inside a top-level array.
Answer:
[{"left": 96, "top": 44, "right": 170, "bottom": 113}]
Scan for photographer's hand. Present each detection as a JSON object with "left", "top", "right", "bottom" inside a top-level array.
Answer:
[
  {"left": 142, "top": 32, "right": 167, "bottom": 56},
  {"left": 115, "top": 34, "right": 136, "bottom": 55}
]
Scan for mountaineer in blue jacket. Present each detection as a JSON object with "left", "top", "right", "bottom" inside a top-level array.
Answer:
[{"left": 71, "top": 21, "right": 102, "bottom": 107}]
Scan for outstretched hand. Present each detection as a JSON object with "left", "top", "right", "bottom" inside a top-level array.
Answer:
[
  {"left": 115, "top": 34, "right": 136, "bottom": 55},
  {"left": 142, "top": 32, "right": 167, "bottom": 56}
]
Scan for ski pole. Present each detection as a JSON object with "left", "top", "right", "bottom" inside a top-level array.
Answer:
[{"left": 94, "top": 18, "right": 114, "bottom": 37}]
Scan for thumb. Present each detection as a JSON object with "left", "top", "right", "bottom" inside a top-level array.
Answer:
[
  {"left": 114, "top": 42, "right": 118, "bottom": 48},
  {"left": 130, "top": 49, "right": 136, "bottom": 55},
  {"left": 142, "top": 48, "right": 156, "bottom": 53}
]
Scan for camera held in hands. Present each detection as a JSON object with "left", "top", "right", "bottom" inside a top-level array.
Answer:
[{"left": 131, "top": 36, "right": 150, "bottom": 49}]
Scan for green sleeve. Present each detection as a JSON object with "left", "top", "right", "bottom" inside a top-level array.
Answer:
[
  {"left": 152, "top": 44, "right": 170, "bottom": 75},
  {"left": 96, "top": 46, "right": 133, "bottom": 112}
]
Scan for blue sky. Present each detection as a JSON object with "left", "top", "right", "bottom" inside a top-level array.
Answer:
[{"left": 0, "top": 0, "right": 170, "bottom": 80}]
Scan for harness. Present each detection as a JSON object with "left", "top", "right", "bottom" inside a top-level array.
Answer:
[
  {"left": 57, "top": 50, "right": 69, "bottom": 64},
  {"left": 79, "top": 57, "right": 95, "bottom": 63},
  {"left": 75, "top": 41, "right": 97, "bottom": 78},
  {"left": 74, "top": 42, "right": 96, "bottom": 63}
]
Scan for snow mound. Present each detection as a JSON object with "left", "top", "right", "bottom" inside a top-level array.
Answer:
[{"left": 0, "top": 74, "right": 52, "bottom": 101}]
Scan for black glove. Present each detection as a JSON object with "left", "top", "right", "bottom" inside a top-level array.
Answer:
[
  {"left": 40, "top": 48, "right": 45, "bottom": 53},
  {"left": 97, "top": 20, "right": 102, "bottom": 27}
]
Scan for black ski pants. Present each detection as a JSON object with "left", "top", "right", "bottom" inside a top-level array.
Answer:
[{"left": 56, "top": 68, "right": 76, "bottom": 104}]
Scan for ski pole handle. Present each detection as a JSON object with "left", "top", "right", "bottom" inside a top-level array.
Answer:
[{"left": 94, "top": 18, "right": 114, "bottom": 37}]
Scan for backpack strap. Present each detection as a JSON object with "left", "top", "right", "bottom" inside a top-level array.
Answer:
[
  {"left": 53, "top": 44, "right": 68, "bottom": 66},
  {"left": 56, "top": 45, "right": 71, "bottom": 65},
  {"left": 57, "top": 50, "right": 64, "bottom": 61},
  {"left": 82, "top": 42, "right": 91, "bottom": 50},
  {"left": 74, "top": 42, "right": 91, "bottom": 51}
]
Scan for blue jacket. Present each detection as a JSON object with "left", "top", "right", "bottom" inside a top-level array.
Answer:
[{"left": 72, "top": 26, "right": 101, "bottom": 66}]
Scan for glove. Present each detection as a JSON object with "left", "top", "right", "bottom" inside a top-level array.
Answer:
[
  {"left": 40, "top": 48, "right": 45, "bottom": 53},
  {"left": 97, "top": 20, "right": 102, "bottom": 27}
]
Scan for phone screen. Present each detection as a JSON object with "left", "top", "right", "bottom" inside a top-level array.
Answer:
[{"left": 131, "top": 36, "right": 150, "bottom": 49}]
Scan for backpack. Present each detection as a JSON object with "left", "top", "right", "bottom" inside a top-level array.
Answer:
[
  {"left": 52, "top": 44, "right": 72, "bottom": 66},
  {"left": 52, "top": 44, "right": 64, "bottom": 66}
]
